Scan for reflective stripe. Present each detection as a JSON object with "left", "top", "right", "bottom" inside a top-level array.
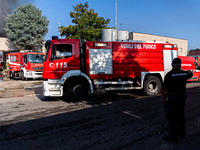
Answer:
[{"left": 172, "top": 73, "right": 188, "bottom": 77}]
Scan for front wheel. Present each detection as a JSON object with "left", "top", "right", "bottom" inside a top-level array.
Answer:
[
  {"left": 65, "top": 79, "right": 88, "bottom": 102},
  {"left": 143, "top": 76, "right": 161, "bottom": 96},
  {"left": 21, "top": 71, "right": 25, "bottom": 80},
  {"left": 19, "top": 71, "right": 22, "bottom": 80}
]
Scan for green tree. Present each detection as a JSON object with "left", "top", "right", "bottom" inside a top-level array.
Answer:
[
  {"left": 59, "top": 2, "right": 111, "bottom": 41},
  {"left": 4, "top": 3, "right": 49, "bottom": 50}
]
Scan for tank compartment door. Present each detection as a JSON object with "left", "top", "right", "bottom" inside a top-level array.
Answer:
[
  {"left": 89, "top": 49, "right": 113, "bottom": 75},
  {"left": 163, "top": 50, "right": 177, "bottom": 75}
]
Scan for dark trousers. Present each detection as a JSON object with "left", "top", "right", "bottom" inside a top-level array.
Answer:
[{"left": 164, "top": 95, "right": 186, "bottom": 138}]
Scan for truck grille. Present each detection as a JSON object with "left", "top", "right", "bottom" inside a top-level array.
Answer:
[{"left": 33, "top": 67, "right": 43, "bottom": 70}]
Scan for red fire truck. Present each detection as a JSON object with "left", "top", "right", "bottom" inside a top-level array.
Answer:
[
  {"left": 43, "top": 36, "right": 179, "bottom": 101},
  {"left": 7, "top": 51, "right": 44, "bottom": 80},
  {"left": 179, "top": 56, "right": 200, "bottom": 82}
]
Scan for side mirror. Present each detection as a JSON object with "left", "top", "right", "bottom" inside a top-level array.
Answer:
[{"left": 49, "top": 58, "right": 53, "bottom": 61}]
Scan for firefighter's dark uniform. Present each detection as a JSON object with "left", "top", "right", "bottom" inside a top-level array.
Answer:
[{"left": 162, "top": 59, "right": 193, "bottom": 142}]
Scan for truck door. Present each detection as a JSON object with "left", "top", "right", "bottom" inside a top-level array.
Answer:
[
  {"left": 45, "top": 42, "right": 79, "bottom": 79},
  {"left": 22, "top": 54, "right": 28, "bottom": 69}
]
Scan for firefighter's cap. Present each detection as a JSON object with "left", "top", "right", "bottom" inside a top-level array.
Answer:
[{"left": 172, "top": 58, "right": 182, "bottom": 66}]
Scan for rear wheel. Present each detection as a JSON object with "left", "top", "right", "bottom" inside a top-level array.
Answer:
[
  {"left": 143, "top": 76, "right": 161, "bottom": 96},
  {"left": 65, "top": 79, "right": 88, "bottom": 102}
]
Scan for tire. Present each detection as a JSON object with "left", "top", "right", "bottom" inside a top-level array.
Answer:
[
  {"left": 9, "top": 71, "right": 13, "bottom": 79},
  {"left": 65, "top": 79, "right": 88, "bottom": 102},
  {"left": 21, "top": 71, "right": 25, "bottom": 80},
  {"left": 19, "top": 71, "right": 22, "bottom": 80},
  {"left": 143, "top": 76, "right": 161, "bottom": 96}
]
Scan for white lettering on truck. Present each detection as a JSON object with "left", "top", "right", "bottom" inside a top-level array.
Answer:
[
  {"left": 134, "top": 44, "right": 142, "bottom": 49},
  {"left": 181, "top": 64, "right": 192, "bottom": 66},
  {"left": 143, "top": 44, "right": 156, "bottom": 49},
  {"left": 49, "top": 62, "right": 67, "bottom": 68},
  {"left": 121, "top": 44, "right": 134, "bottom": 49},
  {"left": 121, "top": 44, "right": 156, "bottom": 49}
]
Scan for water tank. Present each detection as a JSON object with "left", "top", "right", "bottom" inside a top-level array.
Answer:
[
  {"left": 117, "top": 30, "right": 129, "bottom": 41},
  {"left": 102, "top": 29, "right": 117, "bottom": 42}
]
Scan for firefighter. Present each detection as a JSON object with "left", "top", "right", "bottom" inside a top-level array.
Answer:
[{"left": 161, "top": 58, "right": 193, "bottom": 143}]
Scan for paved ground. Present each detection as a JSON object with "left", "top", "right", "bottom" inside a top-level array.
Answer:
[
  {"left": 0, "top": 78, "right": 43, "bottom": 98},
  {"left": 0, "top": 78, "right": 200, "bottom": 149}
]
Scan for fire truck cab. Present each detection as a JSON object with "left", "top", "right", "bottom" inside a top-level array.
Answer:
[{"left": 179, "top": 56, "right": 200, "bottom": 82}]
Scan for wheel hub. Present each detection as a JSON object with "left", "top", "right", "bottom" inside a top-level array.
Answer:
[
  {"left": 73, "top": 85, "right": 83, "bottom": 96},
  {"left": 148, "top": 81, "right": 157, "bottom": 92}
]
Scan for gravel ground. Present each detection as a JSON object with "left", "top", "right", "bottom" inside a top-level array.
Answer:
[{"left": 0, "top": 78, "right": 200, "bottom": 149}]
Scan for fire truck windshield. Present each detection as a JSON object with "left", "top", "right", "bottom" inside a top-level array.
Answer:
[{"left": 28, "top": 54, "right": 44, "bottom": 63}]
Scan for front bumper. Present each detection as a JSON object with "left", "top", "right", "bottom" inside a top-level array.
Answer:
[
  {"left": 24, "top": 71, "right": 43, "bottom": 78},
  {"left": 43, "top": 79, "right": 63, "bottom": 97}
]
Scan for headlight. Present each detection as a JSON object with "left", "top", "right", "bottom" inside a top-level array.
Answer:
[{"left": 26, "top": 71, "right": 32, "bottom": 76}]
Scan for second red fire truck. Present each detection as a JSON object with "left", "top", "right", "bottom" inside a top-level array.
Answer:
[
  {"left": 7, "top": 51, "right": 44, "bottom": 80},
  {"left": 43, "top": 34, "right": 180, "bottom": 101},
  {"left": 179, "top": 56, "right": 200, "bottom": 82}
]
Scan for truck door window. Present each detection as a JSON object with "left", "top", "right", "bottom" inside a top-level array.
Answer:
[
  {"left": 10, "top": 55, "right": 18, "bottom": 62},
  {"left": 23, "top": 55, "right": 27, "bottom": 64},
  {"left": 51, "top": 44, "right": 72, "bottom": 60}
]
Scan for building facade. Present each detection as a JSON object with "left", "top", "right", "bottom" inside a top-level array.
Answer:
[
  {"left": 0, "top": 37, "right": 18, "bottom": 51},
  {"left": 129, "top": 32, "right": 188, "bottom": 56},
  {"left": 0, "top": 37, "right": 18, "bottom": 69}
]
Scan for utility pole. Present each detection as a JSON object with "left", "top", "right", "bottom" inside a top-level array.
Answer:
[
  {"left": 115, "top": 0, "right": 117, "bottom": 30},
  {"left": 57, "top": 23, "right": 60, "bottom": 39}
]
